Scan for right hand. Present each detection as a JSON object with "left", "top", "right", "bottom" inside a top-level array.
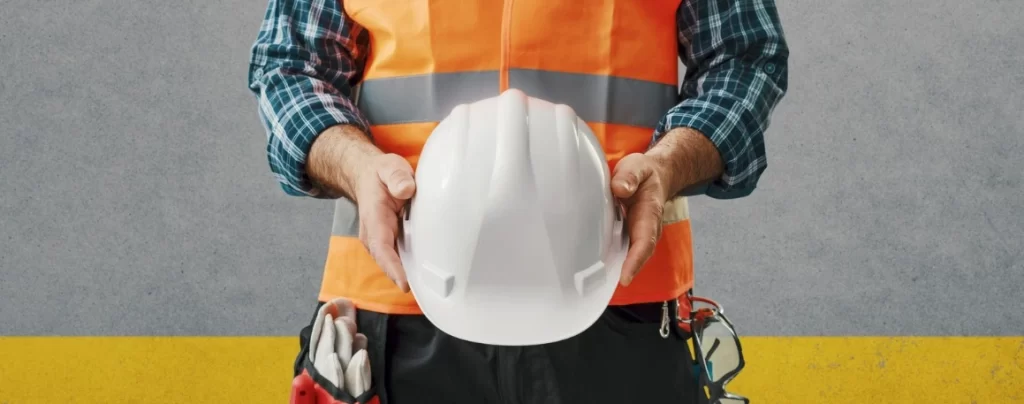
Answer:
[{"left": 352, "top": 153, "right": 416, "bottom": 292}]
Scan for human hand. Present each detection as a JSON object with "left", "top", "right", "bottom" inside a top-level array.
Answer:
[
  {"left": 353, "top": 153, "right": 416, "bottom": 292},
  {"left": 609, "top": 153, "right": 672, "bottom": 286}
]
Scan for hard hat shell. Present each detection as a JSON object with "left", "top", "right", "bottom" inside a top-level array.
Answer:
[{"left": 397, "top": 89, "right": 628, "bottom": 346}]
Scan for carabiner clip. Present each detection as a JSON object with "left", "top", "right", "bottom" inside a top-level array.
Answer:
[{"left": 659, "top": 301, "right": 671, "bottom": 338}]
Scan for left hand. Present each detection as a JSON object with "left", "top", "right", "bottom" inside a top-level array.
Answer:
[{"left": 610, "top": 153, "right": 673, "bottom": 286}]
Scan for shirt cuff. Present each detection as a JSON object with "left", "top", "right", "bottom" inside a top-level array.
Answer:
[
  {"left": 654, "top": 100, "right": 766, "bottom": 200},
  {"left": 266, "top": 102, "right": 372, "bottom": 199}
]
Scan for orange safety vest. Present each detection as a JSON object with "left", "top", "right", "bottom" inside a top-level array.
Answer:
[{"left": 320, "top": 0, "right": 693, "bottom": 315}]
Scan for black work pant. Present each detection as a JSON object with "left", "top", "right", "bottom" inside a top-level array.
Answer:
[{"left": 295, "top": 300, "right": 699, "bottom": 404}]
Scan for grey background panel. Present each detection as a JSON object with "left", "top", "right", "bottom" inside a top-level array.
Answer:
[{"left": 0, "top": 0, "right": 1021, "bottom": 336}]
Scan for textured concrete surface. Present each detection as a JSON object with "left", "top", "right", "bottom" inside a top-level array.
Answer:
[{"left": 1, "top": 0, "right": 1022, "bottom": 336}]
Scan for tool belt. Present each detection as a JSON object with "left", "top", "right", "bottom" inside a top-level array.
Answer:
[{"left": 290, "top": 298, "right": 379, "bottom": 404}]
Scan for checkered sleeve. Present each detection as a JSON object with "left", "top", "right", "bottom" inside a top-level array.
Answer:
[
  {"left": 247, "top": 0, "right": 371, "bottom": 197},
  {"left": 655, "top": 0, "right": 789, "bottom": 199}
]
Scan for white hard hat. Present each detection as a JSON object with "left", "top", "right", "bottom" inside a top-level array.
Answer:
[{"left": 397, "top": 89, "right": 628, "bottom": 346}]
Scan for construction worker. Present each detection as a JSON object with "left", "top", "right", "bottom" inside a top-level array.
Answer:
[{"left": 248, "top": 0, "right": 788, "bottom": 403}]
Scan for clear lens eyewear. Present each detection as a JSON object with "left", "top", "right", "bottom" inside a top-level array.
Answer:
[
  {"left": 717, "top": 395, "right": 749, "bottom": 404},
  {"left": 683, "top": 297, "right": 749, "bottom": 404}
]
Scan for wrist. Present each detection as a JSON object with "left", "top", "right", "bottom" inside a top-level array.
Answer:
[
  {"left": 339, "top": 136, "right": 381, "bottom": 189},
  {"left": 309, "top": 125, "right": 380, "bottom": 200},
  {"left": 645, "top": 127, "right": 724, "bottom": 198}
]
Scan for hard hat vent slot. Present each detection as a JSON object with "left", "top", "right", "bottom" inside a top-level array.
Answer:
[
  {"left": 573, "top": 261, "right": 607, "bottom": 296},
  {"left": 420, "top": 262, "right": 455, "bottom": 298}
]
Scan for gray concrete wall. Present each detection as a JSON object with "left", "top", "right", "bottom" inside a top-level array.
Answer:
[{"left": 1, "top": 0, "right": 1021, "bottom": 336}]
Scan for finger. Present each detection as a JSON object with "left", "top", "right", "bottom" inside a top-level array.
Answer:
[
  {"left": 358, "top": 216, "right": 367, "bottom": 241},
  {"left": 375, "top": 250, "right": 409, "bottom": 292},
  {"left": 610, "top": 154, "right": 652, "bottom": 200},
  {"left": 620, "top": 198, "right": 664, "bottom": 286},
  {"left": 365, "top": 226, "right": 409, "bottom": 292},
  {"left": 360, "top": 201, "right": 410, "bottom": 292},
  {"left": 376, "top": 154, "right": 416, "bottom": 200}
]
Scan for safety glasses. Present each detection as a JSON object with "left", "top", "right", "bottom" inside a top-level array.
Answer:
[{"left": 680, "top": 296, "right": 749, "bottom": 404}]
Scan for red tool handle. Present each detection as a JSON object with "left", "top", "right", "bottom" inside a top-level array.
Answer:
[{"left": 290, "top": 372, "right": 317, "bottom": 404}]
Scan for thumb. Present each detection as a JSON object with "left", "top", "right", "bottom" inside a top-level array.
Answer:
[
  {"left": 610, "top": 154, "right": 651, "bottom": 199},
  {"left": 376, "top": 154, "right": 416, "bottom": 200}
]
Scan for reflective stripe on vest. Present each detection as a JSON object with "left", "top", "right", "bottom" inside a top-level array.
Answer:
[
  {"left": 319, "top": 0, "right": 693, "bottom": 314},
  {"left": 356, "top": 71, "right": 678, "bottom": 128}
]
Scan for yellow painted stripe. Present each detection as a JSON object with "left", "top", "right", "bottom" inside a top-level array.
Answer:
[
  {"left": 739, "top": 337, "right": 1024, "bottom": 403},
  {"left": 0, "top": 337, "right": 295, "bottom": 404},
  {"left": 1, "top": 337, "right": 1022, "bottom": 403}
]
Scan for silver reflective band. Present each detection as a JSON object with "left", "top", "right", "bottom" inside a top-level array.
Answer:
[
  {"left": 332, "top": 199, "right": 359, "bottom": 237},
  {"left": 356, "top": 71, "right": 498, "bottom": 125},
  {"left": 356, "top": 70, "right": 679, "bottom": 128},
  {"left": 509, "top": 69, "right": 678, "bottom": 128}
]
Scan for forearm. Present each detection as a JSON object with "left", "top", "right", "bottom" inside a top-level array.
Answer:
[
  {"left": 307, "top": 124, "right": 382, "bottom": 201},
  {"left": 660, "top": 0, "right": 789, "bottom": 199},
  {"left": 250, "top": 72, "right": 371, "bottom": 197},
  {"left": 247, "top": 0, "right": 371, "bottom": 198}
]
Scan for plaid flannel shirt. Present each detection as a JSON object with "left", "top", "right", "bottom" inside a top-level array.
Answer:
[{"left": 248, "top": 0, "right": 788, "bottom": 199}]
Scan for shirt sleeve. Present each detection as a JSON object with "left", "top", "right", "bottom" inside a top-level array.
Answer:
[
  {"left": 247, "top": 0, "right": 371, "bottom": 197},
  {"left": 654, "top": 0, "right": 790, "bottom": 199}
]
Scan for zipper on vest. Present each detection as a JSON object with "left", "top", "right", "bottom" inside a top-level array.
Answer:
[{"left": 499, "top": 0, "right": 515, "bottom": 92}]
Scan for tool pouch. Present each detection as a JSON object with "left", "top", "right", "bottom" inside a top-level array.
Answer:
[{"left": 290, "top": 298, "right": 380, "bottom": 404}]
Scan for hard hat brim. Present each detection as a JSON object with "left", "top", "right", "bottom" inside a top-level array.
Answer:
[{"left": 398, "top": 219, "right": 629, "bottom": 347}]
